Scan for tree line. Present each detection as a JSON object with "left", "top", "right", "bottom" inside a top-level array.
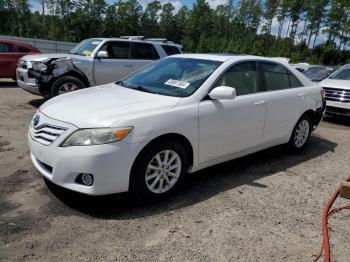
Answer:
[{"left": 1, "top": 0, "right": 350, "bottom": 65}]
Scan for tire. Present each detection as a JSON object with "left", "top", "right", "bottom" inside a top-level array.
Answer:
[
  {"left": 130, "top": 140, "right": 189, "bottom": 201},
  {"left": 288, "top": 114, "right": 312, "bottom": 151},
  {"left": 51, "top": 76, "right": 85, "bottom": 97}
]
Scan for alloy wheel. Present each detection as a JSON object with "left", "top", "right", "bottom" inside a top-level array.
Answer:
[
  {"left": 58, "top": 83, "right": 79, "bottom": 95},
  {"left": 294, "top": 119, "right": 310, "bottom": 148},
  {"left": 145, "top": 150, "right": 182, "bottom": 194}
]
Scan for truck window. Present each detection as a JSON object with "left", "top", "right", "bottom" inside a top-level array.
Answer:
[
  {"left": 132, "top": 43, "right": 159, "bottom": 60},
  {"left": 161, "top": 45, "right": 181, "bottom": 55}
]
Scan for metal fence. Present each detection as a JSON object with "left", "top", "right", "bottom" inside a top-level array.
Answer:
[{"left": 0, "top": 35, "right": 76, "bottom": 53}]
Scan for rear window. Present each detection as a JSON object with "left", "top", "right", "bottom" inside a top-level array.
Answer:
[
  {"left": 162, "top": 45, "right": 181, "bottom": 56},
  {"left": 132, "top": 43, "right": 159, "bottom": 60},
  {"left": 17, "top": 46, "right": 30, "bottom": 53}
]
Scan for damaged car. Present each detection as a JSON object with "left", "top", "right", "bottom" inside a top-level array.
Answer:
[{"left": 16, "top": 37, "right": 182, "bottom": 98}]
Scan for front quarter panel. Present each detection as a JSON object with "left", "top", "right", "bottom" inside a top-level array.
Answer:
[{"left": 114, "top": 100, "right": 199, "bottom": 169}]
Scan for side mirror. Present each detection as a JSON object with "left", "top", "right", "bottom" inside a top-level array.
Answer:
[
  {"left": 208, "top": 86, "right": 236, "bottom": 100},
  {"left": 96, "top": 51, "right": 108, "bottom": 59}
]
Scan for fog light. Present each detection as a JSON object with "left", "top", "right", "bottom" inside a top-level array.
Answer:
[{"left": 81, "top": 173, "right": 94, "bottom": 186}]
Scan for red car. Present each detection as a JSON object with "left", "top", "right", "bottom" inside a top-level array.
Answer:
[{"left": 0, "top": 39, "right": 41, "bottom": 79}]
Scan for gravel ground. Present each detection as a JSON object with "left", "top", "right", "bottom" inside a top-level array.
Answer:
[{"left": 1, "top": 79, "right": 350, "bottom": 262}]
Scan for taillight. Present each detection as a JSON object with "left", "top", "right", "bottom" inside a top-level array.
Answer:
[{"left": 320, "top": 89, "right": 325, "bottom": 100}]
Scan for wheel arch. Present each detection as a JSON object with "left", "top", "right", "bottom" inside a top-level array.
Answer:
[
  {"left": 300, "top": 109, "right": 317, "bottom": 127},
  {"left": 50, "top": 70, "right": 90, "bottom": 88},
  {"left": 131, "top": 133, "right": 195, "bottom": 173}
]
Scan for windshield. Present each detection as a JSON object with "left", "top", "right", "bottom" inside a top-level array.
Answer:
[
  {"left": 117, "top": 57, "right": 222, "bottom": 97},
  {"left": 329, "top": 65, "right": 350, "bottom": 80},
  {"left": 306, "top": 67, "right": 324, "bottom": 74},
  {"left": 69, "top": 39, "right": 102, "bottom": 56}
]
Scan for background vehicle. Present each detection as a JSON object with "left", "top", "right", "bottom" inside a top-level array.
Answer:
[
  {"left": 0, "top": 39, "right": 40, "bottom": 79},
  {"left": 303, "top": 66, "right": 336, "bottom": 82},
  {"left": 320, "top": 64, "right": 350, "bottom": 116},
  {"left": 17, "top": 36, "right": 182, "bottom": 98},
  {"left": 292, "top": 62, "right": 310, "bottom": 72},
  {"left": 28, "top": 54, "right": 325, "bottom": 200}
]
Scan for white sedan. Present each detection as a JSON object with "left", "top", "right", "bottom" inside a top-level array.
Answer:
[{"left": 28, "top": 54, "right": 325, "bottom": 199}]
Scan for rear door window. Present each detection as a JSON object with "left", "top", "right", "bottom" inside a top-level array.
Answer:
[
  {"left": 162, "top": 45, "right": 181, "bottom": 55},
  {"left": 260, "top": 62, "right": 303, "bottom": 91},
  {"left": 17, "top": 46, "right": 31, "bottom": 53},
  {"left": 289, "top": 73, "right": 303, "bottom": 88},
  {"left": 131, "top": 43, "right": 159, "bottom": 60}
]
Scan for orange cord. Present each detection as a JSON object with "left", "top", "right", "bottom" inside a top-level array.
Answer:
[{"left": 312, "top": 176, "right": 350, "bottom": 262}]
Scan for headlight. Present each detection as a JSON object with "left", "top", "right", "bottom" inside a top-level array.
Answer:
[
  {"left": 26, "top": 61, "right": 33, "bottom": 69},
  {"left": 61, "top": 127, "right": 132, "bottom": 147},
  {"left": 32, "top": 61, "right": 48, "bottom": 71}
]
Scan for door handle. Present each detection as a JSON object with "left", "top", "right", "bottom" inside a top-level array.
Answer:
[
  {"left": 254, "top": 100, "right": 266, "bottom": 106},
  {"left": 297, "top": 93, "right": 305, "bottom": 97}
]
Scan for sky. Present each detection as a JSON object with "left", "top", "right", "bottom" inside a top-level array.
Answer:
[{"left": 28, "top": 0, "right": 328, "bottom": 47}]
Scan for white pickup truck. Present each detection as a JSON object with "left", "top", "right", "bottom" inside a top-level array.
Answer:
[
  {"left": 319, "top": 64, "right": 350, "bottom": 116},
  {"left": 16, "top": 36, "right": 182, "bottom": 98}
]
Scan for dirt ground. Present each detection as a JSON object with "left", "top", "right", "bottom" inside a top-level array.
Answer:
[{"left": 1, "top": 79, "right": 350, "bottom": 262}]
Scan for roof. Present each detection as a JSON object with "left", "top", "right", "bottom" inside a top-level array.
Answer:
[
  {"left": 0, "top": 38, "right": 35, "bottom": 48},
  {"left": 89, "top": 37, "right": 182, "bottom": 47},
  {"left": 171, "top": 53, "right": 282, "bottom": 62},
  {"left": 171, "top": 53, "right": 241, "bottom": 62}
]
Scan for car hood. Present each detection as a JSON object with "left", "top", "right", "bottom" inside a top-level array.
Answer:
[
  {"left": 21, "top": 53, "right": 85, "bottom": 63},
  {"left": 40, "top": 84, "right": 181, "bottom": 128},
  {"left": 320, "top": 78, "right": 350, "bottom": 89}
]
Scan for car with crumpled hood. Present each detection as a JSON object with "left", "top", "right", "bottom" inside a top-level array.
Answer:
[{"left": 16, "top": 37, "right": 182, "bottom": 98}]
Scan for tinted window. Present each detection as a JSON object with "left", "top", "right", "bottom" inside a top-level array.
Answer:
[
  {"left": 162, "top": 45, "right": 181, "bottom": 55},
  {"left": 132, "top": 43, "right": 158, "bottom": 59},
  {"left": 261, "top": 62, "right": 290, "bottom": 91},
  {"left": 215, "top": 61, "right": 260, "bottom": 96},
  {"left": 100, "top": 42, "right": 130, "bottom": 59},
  {"left": 289, "top": 73, "right": 303, "bottom": 87},
  {"left": 0, "top": 43, "right": 15, "bottom": 52},
  {"left": 17, "top": 46, "right": 30, "bottom": 53}
]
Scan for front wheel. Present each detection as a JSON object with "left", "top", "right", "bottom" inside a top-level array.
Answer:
[
  {"left": 130, "top": 140, "right": 188, "bottom": 201},
  {"left": 288, "top": 115, "right": 312, "bottom": 151},
  {"left": 51, "top": 76, "right": 85, "bottom": 97}
]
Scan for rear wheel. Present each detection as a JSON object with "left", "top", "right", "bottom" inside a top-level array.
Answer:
[
  {"left": 130, "top": 140, "right": 188, "bottom": 201},
  {"left": 51, "top": 76, "right": 85, "bottom": 97},
  {"left": 288, "top": 115, "right": 312, "bottom": 150}
]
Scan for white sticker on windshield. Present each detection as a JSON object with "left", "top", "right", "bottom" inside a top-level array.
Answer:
[
  {"left": 91, "top": 41, "right": 101, "bottom": 45},
  {"left": 165, "top": 79, "right": 190, "bottom": 89}
]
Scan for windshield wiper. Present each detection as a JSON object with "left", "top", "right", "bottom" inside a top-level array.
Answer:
[
  {"left": 134, "top": 86, "right": 159, "bottom": 94},
  {"left": 116, "top": 80, "right": 126, "bottom": 87}
]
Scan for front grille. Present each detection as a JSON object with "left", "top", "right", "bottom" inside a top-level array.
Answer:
[
  {"left": 31, "top": 124, "right": 67, "bottom": 146},
  {"left": 323, "top": 87, "right": 350, "bottom": 103}
]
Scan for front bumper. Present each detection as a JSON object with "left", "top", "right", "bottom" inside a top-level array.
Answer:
[
  {"left": 28, "top": 119, "right": 142, "bottom": 195},
  {"left": 325, "top": 100, "right": 350, "bottom": 116},
  {"left": 16, "top": 67, "right": 40, "bottom": 95}
]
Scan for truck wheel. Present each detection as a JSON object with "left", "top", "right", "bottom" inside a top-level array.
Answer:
[{"left": 51, "top": 76, "right": 85, "bottom": 97}]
